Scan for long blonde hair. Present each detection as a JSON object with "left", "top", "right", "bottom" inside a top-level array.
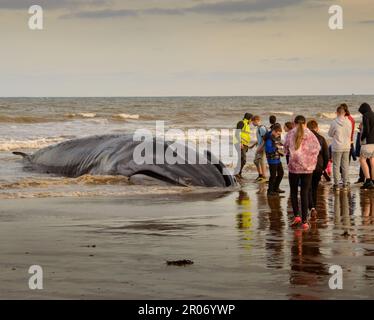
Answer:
[{"left": 294, "top": 115, "right": 306, "bottom": 150}]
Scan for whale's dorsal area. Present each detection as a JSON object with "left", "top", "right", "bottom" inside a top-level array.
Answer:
[{"left": 14, "top": 134, "right": 237, "bottom": 188}]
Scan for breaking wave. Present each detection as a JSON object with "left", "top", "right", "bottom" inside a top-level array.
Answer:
[
  {"left": 317, "top": 112, "right": 336, "bottom": 119},
  {"left": 65, "top": 113, "right": 97, "bottom": 118},
  {"left": 268, "top": 111, "right": 294, "bottom": 117},
  {"left": 0, "top": 137, "right": 67, "bottom": 151},
  {"left": 113, "top": 113, "right": 140, "bottom": 120}
]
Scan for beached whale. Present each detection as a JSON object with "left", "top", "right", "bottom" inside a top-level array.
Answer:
[{"left": 13, "top": 134, "right": 237, "bottom": 188}]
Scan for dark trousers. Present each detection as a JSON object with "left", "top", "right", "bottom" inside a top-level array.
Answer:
[
  {"left": 309, "top": 170, "right": 323, "bottom": 210},
  {"left": 350, "top": 143, "right": 357, "bottom": 162},
  {"left": 289, "top": 173, "right": 313, "bottom": 223},
  {"left": 268, "top": 163, "right": 284, "bottom": 192},
  {"left": 239, "top": 145, "right": 248, "bottom": 175}
]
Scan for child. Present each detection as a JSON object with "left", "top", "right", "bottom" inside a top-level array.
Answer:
[
  {"left": 265, "top": 123, "right": 284, "bottom": 196},
  {"left": 269, "top": 115, "right": 277, "bottom": 131},
  {"left": 284, "top": 115, "right": 321, "bottom": 230},
  {"left": 284, "top": 122, "right": 294, "bottom": 133},
  {"left": 284, "top": 122, "right": 294, "bottom": 164},
  {"left": 342, "top": 103, "right": 356, "bottom": 162},
  {"left": 328, "top": 105, "right": 352, "bottom": 191},
  {"left": 307, "top": 120, "right": 329, "bottom": 215},
  {"left": 251, "top": 115, "right": 268, "bottom": 182}
]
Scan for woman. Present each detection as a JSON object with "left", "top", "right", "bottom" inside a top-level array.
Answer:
[
  {"left": 359, "top": 103, "right": 374, "bottom": 190},
  {"left": 355, "top": 122, "right": 372, "bottom": 184},
  {"left": 284, "top": 115, "right": 321, "bottom": 230}
]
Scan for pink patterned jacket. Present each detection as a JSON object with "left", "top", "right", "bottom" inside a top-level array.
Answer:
[{"left": 284, "top": 127, "right": 321, "bottom": 174}]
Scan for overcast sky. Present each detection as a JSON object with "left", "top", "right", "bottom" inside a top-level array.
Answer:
[{"left": 1, "top": 0, "right": 373, "bottom": 96}]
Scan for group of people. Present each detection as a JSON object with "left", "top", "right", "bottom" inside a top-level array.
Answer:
[{"left": 235, "top": 102, "right": 374, "bottom": 230}]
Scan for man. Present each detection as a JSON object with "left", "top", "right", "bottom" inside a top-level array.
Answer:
[
  {"left": 307, "top": 120, "right": 329, "bottom": 215},
  {"left": 358, "top": 103, "right": 374, "bottom": 190},
  {"left": 328, "top": 105, "right": 352, "bottom": 191},
  {"left": 242, "top": 112, "right": 253, "bottom": 145},
  {"left": 251, "top": 115, "right": 267, "bottom": 182},
  {"left": 236, "top": 113, "right": 252, "bottom": 177},
  {"left": 235, "top": 120, "right": 246, "bottom": 178}
]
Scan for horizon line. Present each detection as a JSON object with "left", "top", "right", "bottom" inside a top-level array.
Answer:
[{"left": 1, "top": 94, "right": 374, "bottom": 99}]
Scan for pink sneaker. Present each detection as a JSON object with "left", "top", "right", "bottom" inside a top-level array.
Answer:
[
  {"left": 291, "top": 216, "right": 302, "bottom": 227},
  {"left": 301, "top": 222, "right": 310, "bottom": 231}
]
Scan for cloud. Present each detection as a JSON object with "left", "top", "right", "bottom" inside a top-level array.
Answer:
[
  {"left": 228, "top": 16, "right": 268, "bottom": 24},
  {"left": 277, "top": 57, "right": 302, "bottom": 62},
  {"left": 0, "top": 0, "right": 110, "bottom": 10},
  {"left": 171, "top": 68, "right": 374, "bottom": 81},
  {"left": 260, "top": 57, "right": 303, "bottom": 63},
  {"left": 359, "top": 20, "right": 374, "bottom": 24},
  {"left": 62, "top": 0, "right": 314, "bottom": 19},
  {"left": 65, "top": 8, "right": 138, "bottom": 19},
  {"left": 184, "top": 0, "right": 306, "bottom": 15}
]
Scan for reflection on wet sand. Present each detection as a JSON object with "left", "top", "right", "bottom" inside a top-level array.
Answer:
[
  {"left": 235, "top": 182, "right": 374, "bottom": 299},
  {"left": 289, "top": 187, "right": 328, "bottom": 294},
  {"left": 334, "top": 191, "right": 352, "bottom": 233},
  {"left": 265, "top": 195, "right": 285, "bottom": 269},
  {"left": 289, "top": 232, "right": 328, "bottom": 298},
  {"left": 360, "top": 192, "right": 374, "bottom": 281},
  {"left": 361, "top": 193, "right": 374, "bottom": 226},
  {"left": 236, "top": 191, "right": 253, "bottom": 250}
]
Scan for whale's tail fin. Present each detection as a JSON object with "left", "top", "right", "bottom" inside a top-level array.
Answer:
[{"left": 13, "top": 151, "right": 29, "bottom": 159}]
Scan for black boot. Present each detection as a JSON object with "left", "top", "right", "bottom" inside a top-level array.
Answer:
[{"left": 361, "top": 179, "right": 374, "bottom": 190}]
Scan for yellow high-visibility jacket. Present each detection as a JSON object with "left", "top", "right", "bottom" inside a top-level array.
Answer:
[{"left": 241, "top": 119, "right": 251, "bottom": 146}]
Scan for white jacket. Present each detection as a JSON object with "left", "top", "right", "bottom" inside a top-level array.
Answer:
[{"left": 328, "top": 116, "right": 352, "bottom": 152}]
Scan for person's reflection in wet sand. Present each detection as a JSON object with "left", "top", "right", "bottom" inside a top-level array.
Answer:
[
  {"left": 256, "top": 184, "right": 269, "bottom": 231},
  {"left": 289, "top": 231, "right": 329, "bottom": 298},
  {"left": 360, "top": 192, "right": 374, "bottom": 280},
  {"left": 334, "top": 192, "right": 352, "bottom": 234},
  {"left": 289, "top": 187, "right": 329, "bottom": 298},
  {"left": 266, "top": 195, "right": 285, "bottom": 269},
  {"left": 361, "top": 192, "right": 374, "bottom": 226},
  {"left": 235, "top": 190, "right": 253, "bottom": 250},
  {"left": 310, "top": 184, "right": 329, "bottom": 230},
  {"left": 349, "top": 192, "right": 357, "bottom": 221}
]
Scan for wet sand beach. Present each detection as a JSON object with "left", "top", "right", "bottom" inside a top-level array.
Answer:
[{"left": 0, "top": 173, "right": 373, "bottom": 299}]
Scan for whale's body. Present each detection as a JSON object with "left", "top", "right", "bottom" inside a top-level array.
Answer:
[{"left": 14, "top": 135, "right": 236, "bottom": 188}]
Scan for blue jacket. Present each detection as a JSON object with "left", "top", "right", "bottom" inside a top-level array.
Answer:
[{"left": 265, "top": 132, "right": 281, "bottom": 165}]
